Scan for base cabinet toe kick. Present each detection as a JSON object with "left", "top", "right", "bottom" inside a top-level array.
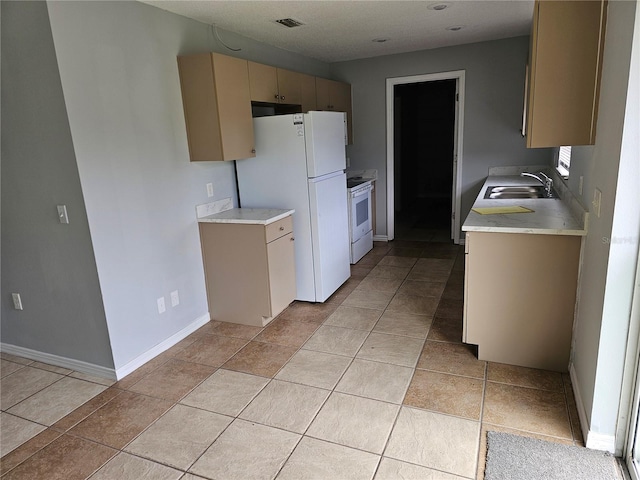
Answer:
[{"left": 462, "top": 231, "right": 581, "bottom": 372}]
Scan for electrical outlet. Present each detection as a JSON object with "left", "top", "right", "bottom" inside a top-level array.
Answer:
[
  {"left": 12, "top": 293, "right": 23, "bottom": 311},
  {"left": 206, "top": 183, "right": 214, "bottom": 198},
  {"left": 157, "top": 296, "right": 166, "bottom": 314},
  {"left": 170, "top": 290, "right": 180, "bottom": 307},
  {"left": 592, "top": 188, "right": 602, "bottom": 218},
  {"left": 579, "top": 176, "right": 584, "bottom": 195}
]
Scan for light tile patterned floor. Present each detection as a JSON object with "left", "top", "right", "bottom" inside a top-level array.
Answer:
[{"left": 0, "top": 239, "right": 584, "bottom": 479}]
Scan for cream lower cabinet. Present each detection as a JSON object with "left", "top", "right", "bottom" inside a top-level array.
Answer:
[
  {"left": 463, "top": 231, "right": 581, "bottom": 372},
  {"left": 199, "top": 216, "right": 296, "bottom": 327}
]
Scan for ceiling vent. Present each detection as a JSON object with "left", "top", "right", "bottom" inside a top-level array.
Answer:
[{"left": 275, "top": 18, "right": 305, "bottom": 28}]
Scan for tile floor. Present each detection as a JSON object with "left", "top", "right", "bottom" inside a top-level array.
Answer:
[{"left": 0, "top": 240, "right": 584, "bottom": 479}]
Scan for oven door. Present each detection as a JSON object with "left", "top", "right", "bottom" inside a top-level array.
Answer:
[{"left": 350, "top": 184, "right": 373, "bottom": 242}]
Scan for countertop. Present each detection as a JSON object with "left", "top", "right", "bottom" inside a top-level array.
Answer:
[
  {"left": 462, "top": 175, "right": 587, "bottom": 236},
  {"left": 198, "top": 208, "right": 295, "bottom": 225}
]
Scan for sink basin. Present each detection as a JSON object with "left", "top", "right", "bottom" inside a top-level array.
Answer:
[{"left": 484, "top": 185, "right": 559, "bottom": 200}]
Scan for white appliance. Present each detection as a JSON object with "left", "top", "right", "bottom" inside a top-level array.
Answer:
[
  {"left": 235, "top": 111, "right": 351, "bottom": 303},
  {"left": 347, "top": 179, "right": 374, "bottom": 263}
]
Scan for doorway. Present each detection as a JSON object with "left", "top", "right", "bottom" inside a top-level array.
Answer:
[{"left": 385, "top": 71, "right": 465, "bottom": 243}]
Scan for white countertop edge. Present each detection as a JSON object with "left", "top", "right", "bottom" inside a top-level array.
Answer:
[
  {"left": 198, "top": 208, "right": 295, "bottom": 225},
  {"left": 461, "top": 225, "right": 587, "bottom": 236}
]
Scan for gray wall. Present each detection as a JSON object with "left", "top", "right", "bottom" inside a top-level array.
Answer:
[
  {"left": 568, "top": 0, "right": 640, "bottom": 448},
  {"left": 1, "top": 1, "right": 114, "bottom": 368},
  {"left": 3, "top": 0, "right": 330, "bottom": 372},
  {"left": 330, "top": 36, "right": 553, "bottom": 238}
]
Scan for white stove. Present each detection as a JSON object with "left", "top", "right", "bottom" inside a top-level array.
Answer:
[{"left": 347, "top": 178, "right": 374, "bottom": 264}]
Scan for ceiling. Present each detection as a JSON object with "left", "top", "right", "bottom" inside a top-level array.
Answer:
[{"left": 140, "top": 0, "right": 535, "bottom": 62}]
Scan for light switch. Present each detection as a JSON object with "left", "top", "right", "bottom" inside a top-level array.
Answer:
[
  {"left": 592, "top": 188, "right": 602, "bottom": 218},
  {"left": 12, "top": 293, "right": 23, "bottom": 311},
  {"left": 57, "top": 205, "right": 69, "bottom": 224},
  {"left": 206, "top": 183, "right": 214, "bottom": 197}
]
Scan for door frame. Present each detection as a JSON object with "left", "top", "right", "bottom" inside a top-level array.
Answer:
[
  {"left": 385, "top": 70, "right": 465, "bottom": 243},
  {"left": 622, "top": 245, "right": 640, "bottom": 474}
]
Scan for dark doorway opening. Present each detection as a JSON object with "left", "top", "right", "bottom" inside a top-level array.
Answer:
[{"left": 394, "top": 79, "right": 456, "bottom": 241}]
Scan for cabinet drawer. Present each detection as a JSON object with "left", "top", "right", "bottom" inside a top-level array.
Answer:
[{"left": 266, "top": 216, "right": 293, "bottom": 243}]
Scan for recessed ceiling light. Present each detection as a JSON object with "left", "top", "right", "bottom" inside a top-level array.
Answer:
[
  {"left": 428, "top": 3, "right": 450, "bottom": 11},
  {"left": 446, "top": 25, "right": 465, "bottom": 32},
  {"left": 372, "top": 38, "right": 389, "bottom": 43}
]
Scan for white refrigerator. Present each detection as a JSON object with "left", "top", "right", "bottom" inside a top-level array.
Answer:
[{"left": 236, "top": 111, "right": 351, "bottom": 303}]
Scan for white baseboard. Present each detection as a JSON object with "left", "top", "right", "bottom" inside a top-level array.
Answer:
[
  {"left": 570, "top": 363, "right": 617, "bottom": 453},
  {"left": 114, "top": 313, "right": 210, "bottom": 380},
  {"left": 373, "top": 235, "right": 389, "bottom": 242},
  {"left": 1, "top": 312, "right": 212, "bottom": 382},
  {"left": 0, "top": 343, "right": 117, "bottom": 380}
]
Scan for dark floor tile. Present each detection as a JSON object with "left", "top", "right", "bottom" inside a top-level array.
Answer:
[
  {"left": 173, "top": 334, "right": 248, "bottom": 367},
  {"left": 0, "top": 429, "right": 62, "bottom": 476},
  {"left": 113, "top": 355, "right": 170, "bottom": 390},
  {"left": 387, "top": 247, "right": 424, "bottom": 257},
  {"left": 417, "top": 341, "right": 485, "bottom": 379},
  {"left": 69, "top": 391, "right": 172, "bottom": 449},
  {"left": 404, "top": 369, "right": 483, "bottom": 420},
  {"left": 210, "top": 322, "right": 264, "bottom": 340},
  {"left": 128, "top": 359, "right": 215, "bottom": 402},
  {"left": 223, "top": 341, "right": 297, "bottom": 377},
  {"left": 277, "top": 302, "right": 338, "bottom": 324},
  {"left": 427, "top": 317, "right": 463, "bottom": 344},
  {"left": 52, "top": 387, "right": 123, "bottom": 432},
  {"left": 435, "top": 298, "right": 464, "bottom": 320},
  {"left": 254, "top": 318, "right": 319, "bottom": 348},
  {"left": 2, "top": 434, "right": 116, "bottom": 480},
  {"left": 351, "top": 264, "right": 374, "bottom": 277}
]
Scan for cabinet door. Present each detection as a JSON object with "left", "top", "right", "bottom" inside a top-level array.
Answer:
[
  {"left": 526, "top": 0, "right": 606, "bottom": 147},
  {"left": 248, "top": 61, "right": 279, "bottom": 103},
  {"left": 267, "top": 233, "right": 296, "bottom": 317},
  {"left": 464, "top": 231, "right": 580, "bottom": 371},
  {"left": 212, "top": 53, "right": 255, "bottom": 160},
  {"left": 330, "top": 80, "right": 353, "bottom": 144},
  {"left": 315, "top": 77, "right": 332, "bottom": 110},
  {"left": 276, "top": 68, "right": 302, "bottom": 105},
  {"left": 330, "top": 80, "right": 351, "bottom": 113},
  {"left": 300, "top": 73, "right": 317, "bottom": 112},
  {"left": 177, "top": 54, "right": 223, "bottom": 161}
]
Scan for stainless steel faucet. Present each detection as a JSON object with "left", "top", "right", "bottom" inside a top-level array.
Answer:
[{"left": 521, "top": 171, "right": 554, "bottom": 196}]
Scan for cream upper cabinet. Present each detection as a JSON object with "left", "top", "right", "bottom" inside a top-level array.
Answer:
[
  {"left": 300, "top": 73, "right": 317, "bottom": 112},
  {"left": 248, "top": 62, "right": 304, "bottom": 106},
  {"left": 276, "top": 68, "right": 303, "bottom": 105},
  {"left": 177, "top": 53, "right": 255, "bottom": 162},
  {"left": 524, "top": 0, "right": 607, "bottom": 148},
  {"left": 315, "top": 77, "right": 353, "bottom": 144},
  {"left": 248, "top": 61, "right": 279, "bottom": 103}
]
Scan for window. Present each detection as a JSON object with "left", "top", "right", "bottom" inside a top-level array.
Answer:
[{"left": 556, "top": 146, "right": 571, "bottom": 178}]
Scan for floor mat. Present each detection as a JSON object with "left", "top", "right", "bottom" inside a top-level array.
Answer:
[{"left": 484, "top": 431, "right": 622, "bottom": 480}]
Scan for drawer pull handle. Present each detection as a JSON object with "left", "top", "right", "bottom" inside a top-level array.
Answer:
[
  {"left": 290, "top": 237, "right": 295, "bottom": 241},
  {"left": 279, "top": 226, "right": 284, "bottom": 231}
]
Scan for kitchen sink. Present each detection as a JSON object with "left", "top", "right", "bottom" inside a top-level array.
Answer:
[{"left": 484, "top": 185, "right": 559, "bottom": 200}]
